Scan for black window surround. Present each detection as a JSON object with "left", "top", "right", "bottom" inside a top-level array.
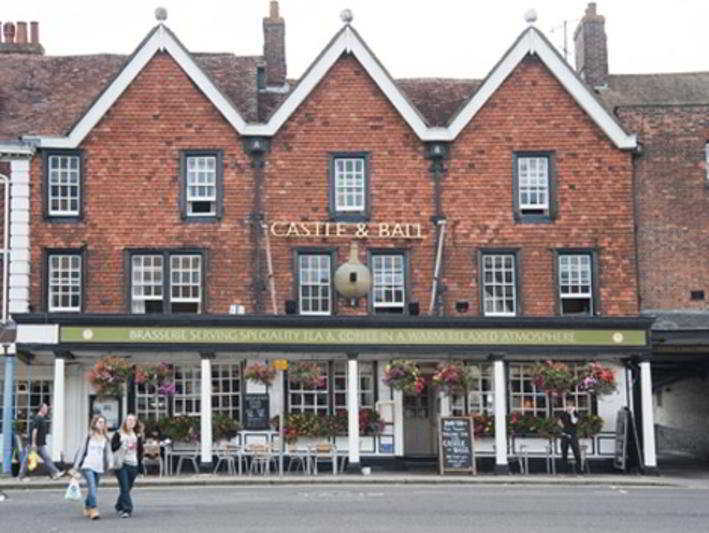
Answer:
[
  {"left": 43, "top": 248, "right": 86, "bottom": 313},
  {"left": 328, "top": 152, "right": 371, "bottom": 222},
  {"left": 294, "top": 248, "right": 337, "bottom": 316},
  {"left": 477, "top": 248, "right": 522, "bottom": 317},
  {"left": 179, "top": 150, "right": 224, "bottom": 222},
  {"left": 553, "top": 248, "right": 600, "bottom": 316},
  {"left": 124, "top": 248, "right": 206, "bottom": 314},
  {"left": 42, "top": 149, "right": 85, "bottom": 222},
  {"left": 367, "top": 248, "right": 410, "bottom": 315},
  {"left": 512, "top": 151, "right": 557, "bottom": 224}
]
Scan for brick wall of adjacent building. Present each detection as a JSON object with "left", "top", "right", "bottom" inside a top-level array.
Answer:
[
  {"left": 617, "top": 105, "right": 709, "bottom": 310},
  {"left": 28, "top": 52, "right": 254, "bottom": 314}
]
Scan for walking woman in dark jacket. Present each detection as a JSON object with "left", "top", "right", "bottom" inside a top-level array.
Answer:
[{"left": 111, "top": 414, "right": 144, "bottom": 518}]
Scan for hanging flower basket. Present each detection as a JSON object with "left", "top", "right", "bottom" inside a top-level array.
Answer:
[
  {"left": 244, "top": 362, "right": 277, "bottom": 387},
  {"left": 134, "top": 361, "right": 173, "bottom": 387},
  {"left": 471, "top": 414, "right": 495, "bottom": 437},
  {"left": 289, "top": 361, "right": 326, "bottom": 389},
  {"left": 432, "top": 361, "right": 475, "bottom": 395},
  {"left": 530, "top": 360, "right": 579, "bottom": 395},
  {"left": 383, "top": 360, "right": 425, "bottom": 394},
  {"left": 579, "top": 362, "right": 617, "bottom": 396},
  {"left": 87, "top": 356, "right": 133, "bottom": 397}
]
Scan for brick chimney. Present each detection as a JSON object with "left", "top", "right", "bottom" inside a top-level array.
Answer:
[
  {"left": 0, "top": 21, "right": 44, "bottom": 54},
  {"left": 573, "top": 3, "right": 608, "bottom": 89},
  {"left": 263, "top": 1, "right": 286, "bottom": 87}
]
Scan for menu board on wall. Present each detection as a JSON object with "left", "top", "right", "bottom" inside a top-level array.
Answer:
[
  {"left": 244, "top": 393, "right": 270, "bottom": 430},
  {"left": 439, "top": 417, "right": 476, "bottom": 475}
]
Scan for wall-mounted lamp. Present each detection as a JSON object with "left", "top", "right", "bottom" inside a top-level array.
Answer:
[
  {"left": 425, "top": 142, "right": 449, "bottom": 160},
  {"left": 244, "top": 136, "right": 269, "bottom": 154}
]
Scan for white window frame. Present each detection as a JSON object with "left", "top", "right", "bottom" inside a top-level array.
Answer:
[
  {"left": 508, "top": 363, "right": 592, "bottom": 418},
  {"left": 0, "top": 379, "right": 53, "bottom": 431},
  {"left": 288, "top": 362, "right": 329, "bottom": 415},
  {"left": 372, "top": 254, "right": 405, "bottom": 312},
  {"left": 211, "top": 362, "right": 242, "bottom": 422},
  {"left": 481, "top": 253, "right": 517, "bottom": 317},
  {"left": 186, "top": 155, "right": 217, "bottom": 216},
  {"left": 705, "top": 142, "right": 709, "bottom": 183},
  {"left": 518, "top": 156, "right": 549, "bottom": 211},
  {"left": 130, "top": 252, "right": 202, "bottom": 314},
  {"left": 334, "top": 157, "right": 366, "bottom": 212},
  {"left": 450, "top": 363, "right": 495, "bottom": 417},
  {"left": 333, "top": 361, "right": 375, "bottom": 412},
  {"left": 173, "top": 365, "right": 201, "bottom": 417},
  {"left": 298, "top": 253, "right": 332, "bottom": 316},
  {"left": 135, "top": 382, "right": 169, "bottom": 421},
  {"left": 558, "top": 253, "right": 593, "bottom": 315},
  {"left": 131, "top": 255, "right": 164, "bottom": 313},
  {"left": 47, "top": 154, "right": 81, "bottom": 216},
  {"left": 48, "top": 253, "right": 82, "bottom": 312}
]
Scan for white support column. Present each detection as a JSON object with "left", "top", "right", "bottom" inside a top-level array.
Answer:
[
  {"left": 347, "top": 355, "right": 360, "bottom": 471},
  {"left": 393, "top": 389, "right": 404, "bottom": 456},
  {"left": 639, "top": 357, "right": 658, "bottom": 474},
  {"left": 200, "top": 354, "right": 213, "bottom": 469},
  {"left": 51, "top": 355, "right": 65, "bottom": 462},
  {"left": 492, "top": 355, "right": 509, "bottom": 474},
  {"left": 439, "top": 391, "right": 451, "bottom": 417}
]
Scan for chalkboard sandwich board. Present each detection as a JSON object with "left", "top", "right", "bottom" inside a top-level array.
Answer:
[
  {"left": 439, "top": 416, "right": 476, "bottom": 475},
  {"left": 244, "top": 393, "right": 270, "bottom": 430}
]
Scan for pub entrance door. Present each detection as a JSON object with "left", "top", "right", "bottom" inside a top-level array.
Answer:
[{"left": 403, "top": 379, "right": 438, "bottom": 455}]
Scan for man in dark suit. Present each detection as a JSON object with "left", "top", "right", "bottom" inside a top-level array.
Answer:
[{"left": 558, "top": 404, "right": 583, "bottom": 474}]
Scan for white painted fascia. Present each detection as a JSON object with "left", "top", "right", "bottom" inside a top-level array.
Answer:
[
  {"left": 15, "top": 324, "right": 59, "bottom": 345},
  {"left": 251, "top": 26, "right": 431, "bottom": 138},
  {"left": 26, "top": 25, "right": 248, "bottom": 149},
  {"left": 0, "top": 143, "right": 35, "bottom": 158},
  {"left": 448, "top": 28, "right": 636, "bottom": 150}
]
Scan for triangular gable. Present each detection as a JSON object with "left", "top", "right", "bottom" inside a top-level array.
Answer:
[
  {"left": 446, "top": 27, "right": 637, "bottom": 149},
  {"left": 27, "top": 25, "right": 249, "bottom": 149},
  {"left": 247, "top": 25, "right": 437, "bottom": 138},
  {"left": 26, "top": 23, "right": 636, "bottom": 151}
]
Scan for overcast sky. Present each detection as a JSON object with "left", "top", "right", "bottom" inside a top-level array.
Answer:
[{"left": 3, "top": 0, "right": 707, "bottom": 79}]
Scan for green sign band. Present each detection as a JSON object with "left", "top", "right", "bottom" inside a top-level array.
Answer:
[{"left": 60, "top": 327, "right": 646, "bottom": 347}]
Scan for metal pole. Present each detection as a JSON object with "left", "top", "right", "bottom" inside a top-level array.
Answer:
[
  {"left": 261, "top": 223, "right": 278, "bottom": 314},
  {"left": 278, "top": 370, "right": 284, "bottom": 477},
  {"left": 1, "top": 174, "right": 13, "bottom": 475},
  {"left": 428, "top": 219, "right": 447, "bottom": 315}
]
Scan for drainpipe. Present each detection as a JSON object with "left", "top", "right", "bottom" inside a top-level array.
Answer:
[
  {"left": 261, "top": 222, "right": 278, "bottom": 314},
  {"left": 425, "top": 142, "right": 449, "bottom": 315},
  {"left": 243, "top": 138, "right": 270, "bottom": 314}
]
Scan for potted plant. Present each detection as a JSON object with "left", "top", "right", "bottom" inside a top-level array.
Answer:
[
  {"left": 530, "top": 360, "right": 579, "bottom": 395},
  {"left": 577, "top": 413, "right": 603, "bottom": 438},
  {"left": 289, "top": 361, "right": 326, "bottom": 389},
  {"left": 382, "top": 360, "right": 425, "bottom": 394},
  {"left": 244, "top": 362, "right": 277, "bottom": 387},
  {"left": 158, "top": 415, "right": 200, "bottom": 444},
  {"left": 432, "top": 361, "right": 474, "bottom": 395},
  {"left": 87, "top": 356, "right": 133, "bottom": 397},
  {"left": 579, "top": 362, "right": 617, "bottom": 396},
  {"left": 212, "top": 414, "right": 241, "bottom": 443},
  {"left": 470, "top": 414, "right": 495, "bottom": 438}
]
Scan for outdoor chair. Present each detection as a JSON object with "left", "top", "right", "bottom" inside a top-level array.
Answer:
[
  {"left": 213, "top": 442, "right": 237, "bottom": 475},
  {"left": 310, "top": 443, "right": 338, "bottom": 475},
  {"left": 142, "top": 442, "right": 163, "bottom": 476},
  {"left": 245, "top": 443, "right": 272, "bottom": 475}
]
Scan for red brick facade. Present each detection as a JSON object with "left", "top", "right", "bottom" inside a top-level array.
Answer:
[
  {"left": 617, "top": 105, "right": 709, "bottom": 310},
  {"left": 29, "top": 53, "right": 253, "bottom": 314},
  {"left": 26, "top": 51, "right": 639, "bottom": 318}
]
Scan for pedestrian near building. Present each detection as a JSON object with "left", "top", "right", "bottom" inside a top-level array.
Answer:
[
  {"left": 111, "top": 414, "right": 144, "bottom": 518},
  {"left": 558, "top": 405, "right": 583, "bottom": 474},
  {"left": 17, "top": 402, "right": 63, "bottom": 481},
  {"left": 72, "top": 415, "right": 112, "bottom": 520}
]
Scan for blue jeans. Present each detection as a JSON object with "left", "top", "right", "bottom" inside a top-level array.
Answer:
[
  {"left": 17, "top": 445, "right": 61, "bottom": 478},
  {"left": 115, "top": 464, "right": 139, "bottom": 513},
  {"left": 81, "top": 469, "right": 101, "bottom": 509}
]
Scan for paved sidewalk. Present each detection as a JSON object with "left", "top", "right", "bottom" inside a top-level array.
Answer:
[{"left": 0, "top": 470, "right": 700, "bottom": 491}]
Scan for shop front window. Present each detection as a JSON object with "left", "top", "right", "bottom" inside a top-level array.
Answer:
[
  {"left": 450, "top": 363, "right": 494, "bottom": 416},
  {"left": 508, "top": 363, "right": 592, "bottom": 416}
]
